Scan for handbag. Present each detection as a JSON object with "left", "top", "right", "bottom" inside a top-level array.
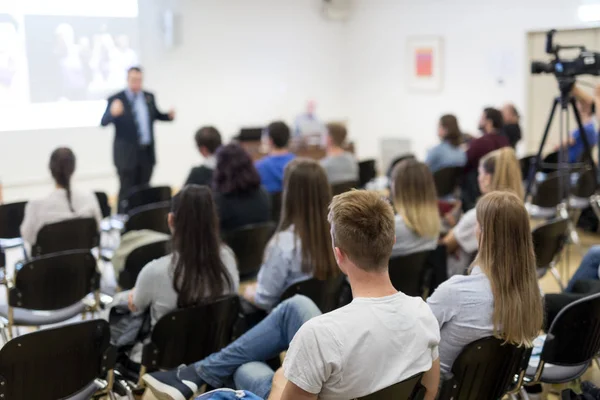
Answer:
[{"left": 108, "top": 303, "right": 151, "bottom": 349}]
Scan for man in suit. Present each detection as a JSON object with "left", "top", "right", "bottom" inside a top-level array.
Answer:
[{"left": 100, "top": 66, "right": 175, "bottom": 213}]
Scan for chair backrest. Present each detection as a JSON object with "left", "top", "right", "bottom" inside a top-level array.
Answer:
[
  {"left": 94, "top": 191, "right": 112, "bottom": 219},
  {"left": 541, "top": 292, "right": 600, "bottom": 367},
  {"left": 433, "top": 167, "right": 463, "bottom": 198},
  {"left": 531, "top": 172, "right": 568, "bottom": 208},
  {"left": 279, "top": 276, "right": 349, "bottom": 313},
  {"left": 222, "top": 222, "right": 276, "bottom": 279},
  {"left": 386, "top": 154, "right": 416, "bottom": 179},
  {"left": 439, "top": 336, "right": 531, "bottom": 400},
  {"left": 531, "top": 218, "right": 569, "bottom": 269},
  {"left": 33, "top": 217, "right": 99, "bottom": 257},
  {"left": 356, "top": 373, "right": 425, "bottom": 400},
  {"left": 125, "top": 185, "right": 172, "bottom": 213},
  {"left": 124, "top": 202, "right": 171, "bottom": 234},
  {"left": 520, "top": 155, "right": 537, "bottom": 183},
  {"left": 331, "top": 180, "right": 358, "bottom": 196},
  {"left": 388, "top": 251, "right": 432, "bottom": 297},
  {"left": 0, "top": 201, "right": 27, "bottom": 239},
  {"left": 142, "top": 295, "right": 240, "bottom": 371},
  {"left": 571, "top": 167, "right": 597, "bottom": 198},
  {"left": 10, "top": 250, "right": 100, "bottom": 310},
  {"left": 118, "top": 239, "right": 170, "bottom": 290},
  {"left": 0, "top": 319, "right": 115, "bottom": 400},
  {"left": 270, "top": 192, "right": 283, "bottom": 224},
  {"left": 358, "top": 159, "right": 377, "bottom": 188}
]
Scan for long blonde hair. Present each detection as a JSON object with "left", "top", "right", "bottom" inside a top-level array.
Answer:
[
  {"left": 480, "top": 148, "right": 524, "bottom": 200},
  {"left": 474, "top": 191, "right": 543, "bottom": 347},
  {"left": 391, "top": 159, "right": 441, "bottom": 238}
]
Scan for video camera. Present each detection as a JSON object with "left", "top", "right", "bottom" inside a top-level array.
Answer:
[{"left": 531, "top": 29, "right": 600, "bottom": 77}]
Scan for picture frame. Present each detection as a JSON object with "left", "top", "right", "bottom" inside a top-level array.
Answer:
[{"left": 406, "top": 36, "right": 444, "bottom": 92}]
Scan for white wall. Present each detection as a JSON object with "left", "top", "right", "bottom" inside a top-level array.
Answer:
[
  {"left": 343, "top": 0, "right": 597, "bottom": 164},
  {"left": 1, "top": 0, "right": 347, "bottom": 201}
]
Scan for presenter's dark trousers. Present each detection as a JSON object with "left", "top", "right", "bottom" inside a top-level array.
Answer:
[{"left": 117, "top": 145, "right": 154, "bottom": 214}]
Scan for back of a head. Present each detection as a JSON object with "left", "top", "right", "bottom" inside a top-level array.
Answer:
[
  {"left": 195, "top": 126, "right": 222, "bottom": 155},
  {"left": 391, "top": 159, "right": 441, "bottom": 238},
  {"left": 213, "top": 144, "right": 261, "bottom": 195},
  {"left": 280, "top": 159, "right": 337, "bottom": 279},
  {"left": 484, "top": 107, "right": 504, "bottom": 130},
  {"left": 49, "top": 147, "right": 76, "bottom": 212},
  {"left": 329, "top": 190, "right": 395, "bottom": 271},
  {"left": 474, "top": 191, "right": 543, "bottom": 347},
  {"left": 267, "top": 121, "right": 291, "bottom": 149},
  {"left": 326, "top": 123, "right": 347, "bottom": 147},
  {"left": 480, "top": 147, "right": 524, "bottom": 200},
  {"left": 171, "top": 185, "right": 232, "bottom": 307},
  {"left": 505, "top": 104, "right": 520, "bottom": 122},
  {"left": 440, "top": 114, "right": 462, "bottom": 147}
]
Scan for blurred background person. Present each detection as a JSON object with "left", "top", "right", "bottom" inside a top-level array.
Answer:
[
  {"left": 185, "top": 126, "right": 222, "bottom": 186},
  {"left": 294, "top": 100, "right": 327, "bottom": 139},
  {"left": 320, "top": 123, "right": 358, "bottom": 184},
  {"left": 501, "top": 103, "right": 522, "bottom": 149},
  {"left": 425, "top": 114, "right": 466, "bottom": 173}
]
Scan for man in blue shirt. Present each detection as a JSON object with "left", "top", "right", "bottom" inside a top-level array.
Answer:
[
  {"left": 557, "top": 100, "right": 597, "bottom": 163},
  {"left": 256, "top": 121, "right": 295, "bottom": 193}
]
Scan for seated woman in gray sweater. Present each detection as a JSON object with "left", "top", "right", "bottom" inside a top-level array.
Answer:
[{"left": 389, "top": 159, "right": 441, "bottom": 256}]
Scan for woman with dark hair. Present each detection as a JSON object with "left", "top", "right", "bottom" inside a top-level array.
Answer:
[
  {"left": 243, "top": 159, "right": 338, "bottom": 310},
  {"left": 129, "top": 185, "right": 239, "bottom": 326},
  {"left": 425, "top": 114, "right": 466, "bottom": 173},
  {"left": 213, "top": 143, "right": 270, "bottom": 232},
  {"left": 20, "top": 147, "right": 102, "bottom": 247}
]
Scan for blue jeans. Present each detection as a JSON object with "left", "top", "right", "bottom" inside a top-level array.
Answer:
[
  {"left": 194, "top": 295, "right": 321, "bottom": 399},
  {"left": 566, "top": 245, "right": 600, "bottom": 292}
]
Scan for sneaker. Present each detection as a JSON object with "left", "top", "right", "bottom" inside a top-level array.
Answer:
[{"left": 142, "top": 366, "right": 199, "bottom": 400}]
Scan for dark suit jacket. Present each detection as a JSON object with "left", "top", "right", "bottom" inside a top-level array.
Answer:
[{"left": 100, "top": 90, "right": 170, "bottom": 171}]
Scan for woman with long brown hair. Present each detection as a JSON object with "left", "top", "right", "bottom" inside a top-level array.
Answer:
[
  {"left": 390, "top": 159, "right": 441, "bottom": 255},
  {"left": 425, "top": 114, "right": 466, "bottom": 173},
  {"left": 243, "top": 158, "right": 337, "bottom": 310},
  {"left": 428, "top": 191, "right": 543, "bottom": 377},
  {"left": 442, "top": 147, "right": 523, "bottom": 275}
]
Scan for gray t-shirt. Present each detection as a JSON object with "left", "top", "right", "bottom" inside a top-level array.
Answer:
[
  {"left": 447, "top": 209, "right": 478, "bottom": 277},
  {"left": 132, "top": 245, "right": 239, "bottom": 326},
  {"left": 320, "top": 153, "right": 359, "bottom": 185},
  {"left": 392, "top": 215, "right": 438, "bottom": 257}
]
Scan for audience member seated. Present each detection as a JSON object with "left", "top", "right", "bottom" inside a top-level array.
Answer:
[
  {"left": 390, "top": 159, "right": 440, "bottom": 256},
  {"left": 20, "top": 147, "right": 102, "bottom": 248},
  {"left": 566, "top": 245, "right": 600, "bottom": 292},
  {"left": 243, "top": 159, "right": 338, "bottom": 311},
  {"left": 501, "top": 103, "right": 522, "bottom": 149},
  {"left": 465, "top": 108, "right": 509, "bottom": 172},
  {"left": 425, "top": 114, "right": 466, "bottom": 173},
  {"left": 442, "top": 147, "right": 523, "bottom": 276},
  {"left": 428, "top": 191, "right": 543, "bottom": 377},
  {"left": 143, "top": 190, "right": 441, "bottom": 400},
  {"left": 213, "top": 144, "right": 270, "bottom": 232},
  {"left": 555, "top": 99, "right": 597, "bottom": 163},
  {"left": 255, "top": 121, "right": 296, "bottom": 193},
  {"left": 320, "top": 122, "right": 359, "bottom": 184},
  {"left": 184, "top": 126, "right": 222, "bottom": 186}
]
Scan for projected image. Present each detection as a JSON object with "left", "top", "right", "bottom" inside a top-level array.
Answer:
[
  {"left": 24, "top": 16, "right": 139, "bottom": 102},
  {"left": 0, "top": 14, "right": 28, "bottom": 105}
]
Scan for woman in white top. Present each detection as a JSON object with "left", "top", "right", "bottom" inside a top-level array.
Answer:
[
  {"left": 442, "top": 147, "right": 523, "bottom": 276},
  {"left": 390, "top": 159, "right": 440, "bottom": 256},
  {"left": 20, "top": 147, "right": 102, "bottom": 247},
  {"left": 427, "top": 191, "right": 543, "bottom": 376}
]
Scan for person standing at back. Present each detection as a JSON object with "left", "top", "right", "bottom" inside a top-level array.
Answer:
[
  {"left": 100, "top": 66, "right": 175, "bottom": 213},
  {"left": 320, "top": 123, "right": 359, "bottom": 184},
  {"left": 425, "top": 114, "right": 467, "bottom": 173},
  {"left": 255, "top": 121, "right": 295, "bottom": 193},
  {"left": 501, "top": 104, "right": 522, "bottom": 149},
  {"left": 184, "top": 126, "right": 222, "bottom": 186}
]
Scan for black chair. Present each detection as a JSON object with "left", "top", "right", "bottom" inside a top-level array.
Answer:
[
  {"left": 118, "top": 239, "right": 170, "bottom": 290},
  {"left": 0, "top": 200, "right": 27, "bottom": 249},
  {"left": 358, "top": 159, "right": 377, "bottom": 188},
  {"left": 0, "top": 319, "right": 116, "bottom": 400},
  {"left": 439, "top": 336, "right": 531, "bottom": 400},
  {"left": 32, "top": 217, "right": 100, "bottom": 257},
  {"left": 223, "top": 222, "right": 276, "bottom": 279},
  {"left": 279, "top": 275, "right": 349, "bottom": 313},
  {"left": 433, "top": 167, "right": 463, "bottom": 198},
  {"left": 123, "top": 202, "right": 170, "bottom": 235},
  {"left": 95, "top": 191, "right": 112, "bottom": 219},
  {"left": 524, "top": 292, "right": 600, "bottom": 391},
  {"left": 527, "top": 172, "right": 568, "bottom": 219},
  {"left": 270, "top": 192, "right": 283, "bottom": 223},
  {"left": 388, "top": 251, "right": 432, "bottom": 298},
  {"left": 531, "top": 218, "right": 569, "bottom": 289},
  {"left": 569, "top": 167, "right": 596, "bottom": 208},
  {"left": 125, "top": 185, "right": 171, "bottom": 214},
  {"left": 0, "top": 250, "right": 100, "bottom": 340},
  {"left": 331, "top": 180, "right": 358, "bottom": 196},
  {"left": 387, "top": 154, "right": 416, "bottom": 179},
  {"left": 138, "top": 295, "right": 241, "bottom": 383},
  {"left": 357, "top": 372, "right": 425, "bottom": 400}
]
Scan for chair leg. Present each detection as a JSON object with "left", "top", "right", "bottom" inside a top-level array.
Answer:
[
  {"left": 550, "top": 266, "right": 565, "bottom": 291},
  {"left": 519, "top": 387, "right": 531, "bottom": 400},
  {"left": 0, "top": 327, "right": 9, "bottom": 344}
]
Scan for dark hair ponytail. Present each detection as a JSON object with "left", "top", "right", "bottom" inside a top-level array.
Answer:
[
  {"left": 171, "top": 185, "right": 233, "bottom": 308},
  {"left": 49, "top": 147, "right": 76, "bottom": 212}
]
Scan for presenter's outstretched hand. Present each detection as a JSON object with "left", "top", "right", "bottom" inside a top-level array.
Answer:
[
  {"left": 110, "top": 99, "right": 125, "bottom": 117},
  {"left": 168, "top": 109, "right": 176, "bottom": 121}
]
